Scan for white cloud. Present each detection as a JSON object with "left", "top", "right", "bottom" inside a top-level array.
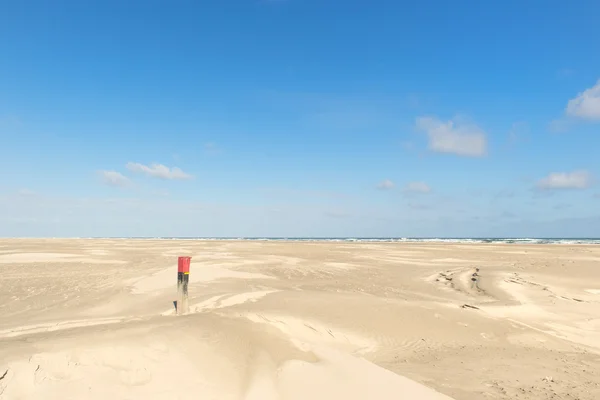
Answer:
[
  {"left": 416, "top": 116, "right": 487, "bottom": 157},
  {"left": 404, "top": 181, "right": 431, "bottom": 194},
  {"left": 536, "top": 170, "right": 593, "bottom": 190},
  {"left": 99, "top": 170, "right": 130, "bottom": 187},
  {"left": 126, "top": 162, "right": 193, "bottom": 180},
  {"left": 377, "top": 179, "right": 395, "bottom": 190},
  {"left": 566, "top": 79, "right": 600, "bottom": 120}
]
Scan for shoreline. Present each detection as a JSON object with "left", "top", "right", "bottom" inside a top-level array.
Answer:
[{"left": 1, "top": 237, "right": 599, "bottom": 245}]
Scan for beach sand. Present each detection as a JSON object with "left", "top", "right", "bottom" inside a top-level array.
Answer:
[{"left": 1, "top": 239, "right": 599, "bottom": 399}]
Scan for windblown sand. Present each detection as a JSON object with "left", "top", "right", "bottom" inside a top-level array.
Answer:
[{"left": 1, "top": 240, "right": 600, "bottom": 399}]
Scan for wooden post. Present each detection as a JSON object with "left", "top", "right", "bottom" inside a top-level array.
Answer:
[{"left": 177, "top": 256, "right": 191, "bottom": 315}]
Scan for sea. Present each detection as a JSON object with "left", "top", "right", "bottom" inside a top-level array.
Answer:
[{"left": 98, "top": 237, "right": 600, "bottom": 245}]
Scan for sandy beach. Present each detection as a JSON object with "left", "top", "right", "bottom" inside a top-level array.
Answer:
[{"left": 1, "top": 239, "right": 599, "bottom": 399}]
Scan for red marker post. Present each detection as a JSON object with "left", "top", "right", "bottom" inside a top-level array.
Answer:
[{"left": 177, "top": 256, "right": 191, "bottom": 315}]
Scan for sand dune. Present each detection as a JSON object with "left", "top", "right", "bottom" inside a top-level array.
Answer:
[{"left": 1, "top": 239, "right": 599, "bottom": 399}]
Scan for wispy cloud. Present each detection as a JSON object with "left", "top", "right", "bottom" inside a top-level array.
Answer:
[
  {"left": 536, "top": 170, "right": 593, "bottom": 190},
  {"left": 494, "top": 189, "right": 515, "bottom": 199},
  {"left": 508, "top": 121, "right": 529, "bottom": 145},
  {"left": 415, "top": 116, "right": 487, "bottom": 157},
  {"left": 403, "top": 181, "right": 431, "bottom": 194},
  {"left": 126, "top": 162, "right": 193, "bottom": 180},
  {"left": 566, "top": 79, "right": 600, "bottom": 120},
  {"left": 204, "top": 142, "right": 222, "bottom": 155},
  {"left": 324, "top": 210, "right": 352, "bottom": 219},
  {"left": 154, "top": 189, "right": 170, "bottom": 197},
  {"left": 500, "top": 210, "right": 518, "bottom": 219},
  {"left": 554, "top": 203, "right": 573, "bottom": 210},
  {"left": 0, "top": 115, "right": 23, "bottom": 129},
  {"left": 17, "top": 188, "right": 37, "bottom": 197},
  {"left": 260, "top": 187, "right": 348, "bottom": 200},
  {"left": 98, "top": 170, "right": 130, "bottom": 187},
  {"left": 376, "top": 179, "right": 395, "bottom": 190},
  {"left": 548, "top": 118, "right": 572, "bottom": 133},
  {"left": 557, "top": 68, "right": 575, "bottom": 78},
  {"left": 400, "top": 141, "right": 415, "bottom": 151},
  {"left": 408, "top": 202, "right": 432, "bottom": 210}
]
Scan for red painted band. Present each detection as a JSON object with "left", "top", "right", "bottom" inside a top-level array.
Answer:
[{"left": 178, "top": 256, "right": 192, "bottom": 273}]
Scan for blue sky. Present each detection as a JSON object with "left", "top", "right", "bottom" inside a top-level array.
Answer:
[{"left": 1, "top": 0, "right": 599, "bottom": 237}]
